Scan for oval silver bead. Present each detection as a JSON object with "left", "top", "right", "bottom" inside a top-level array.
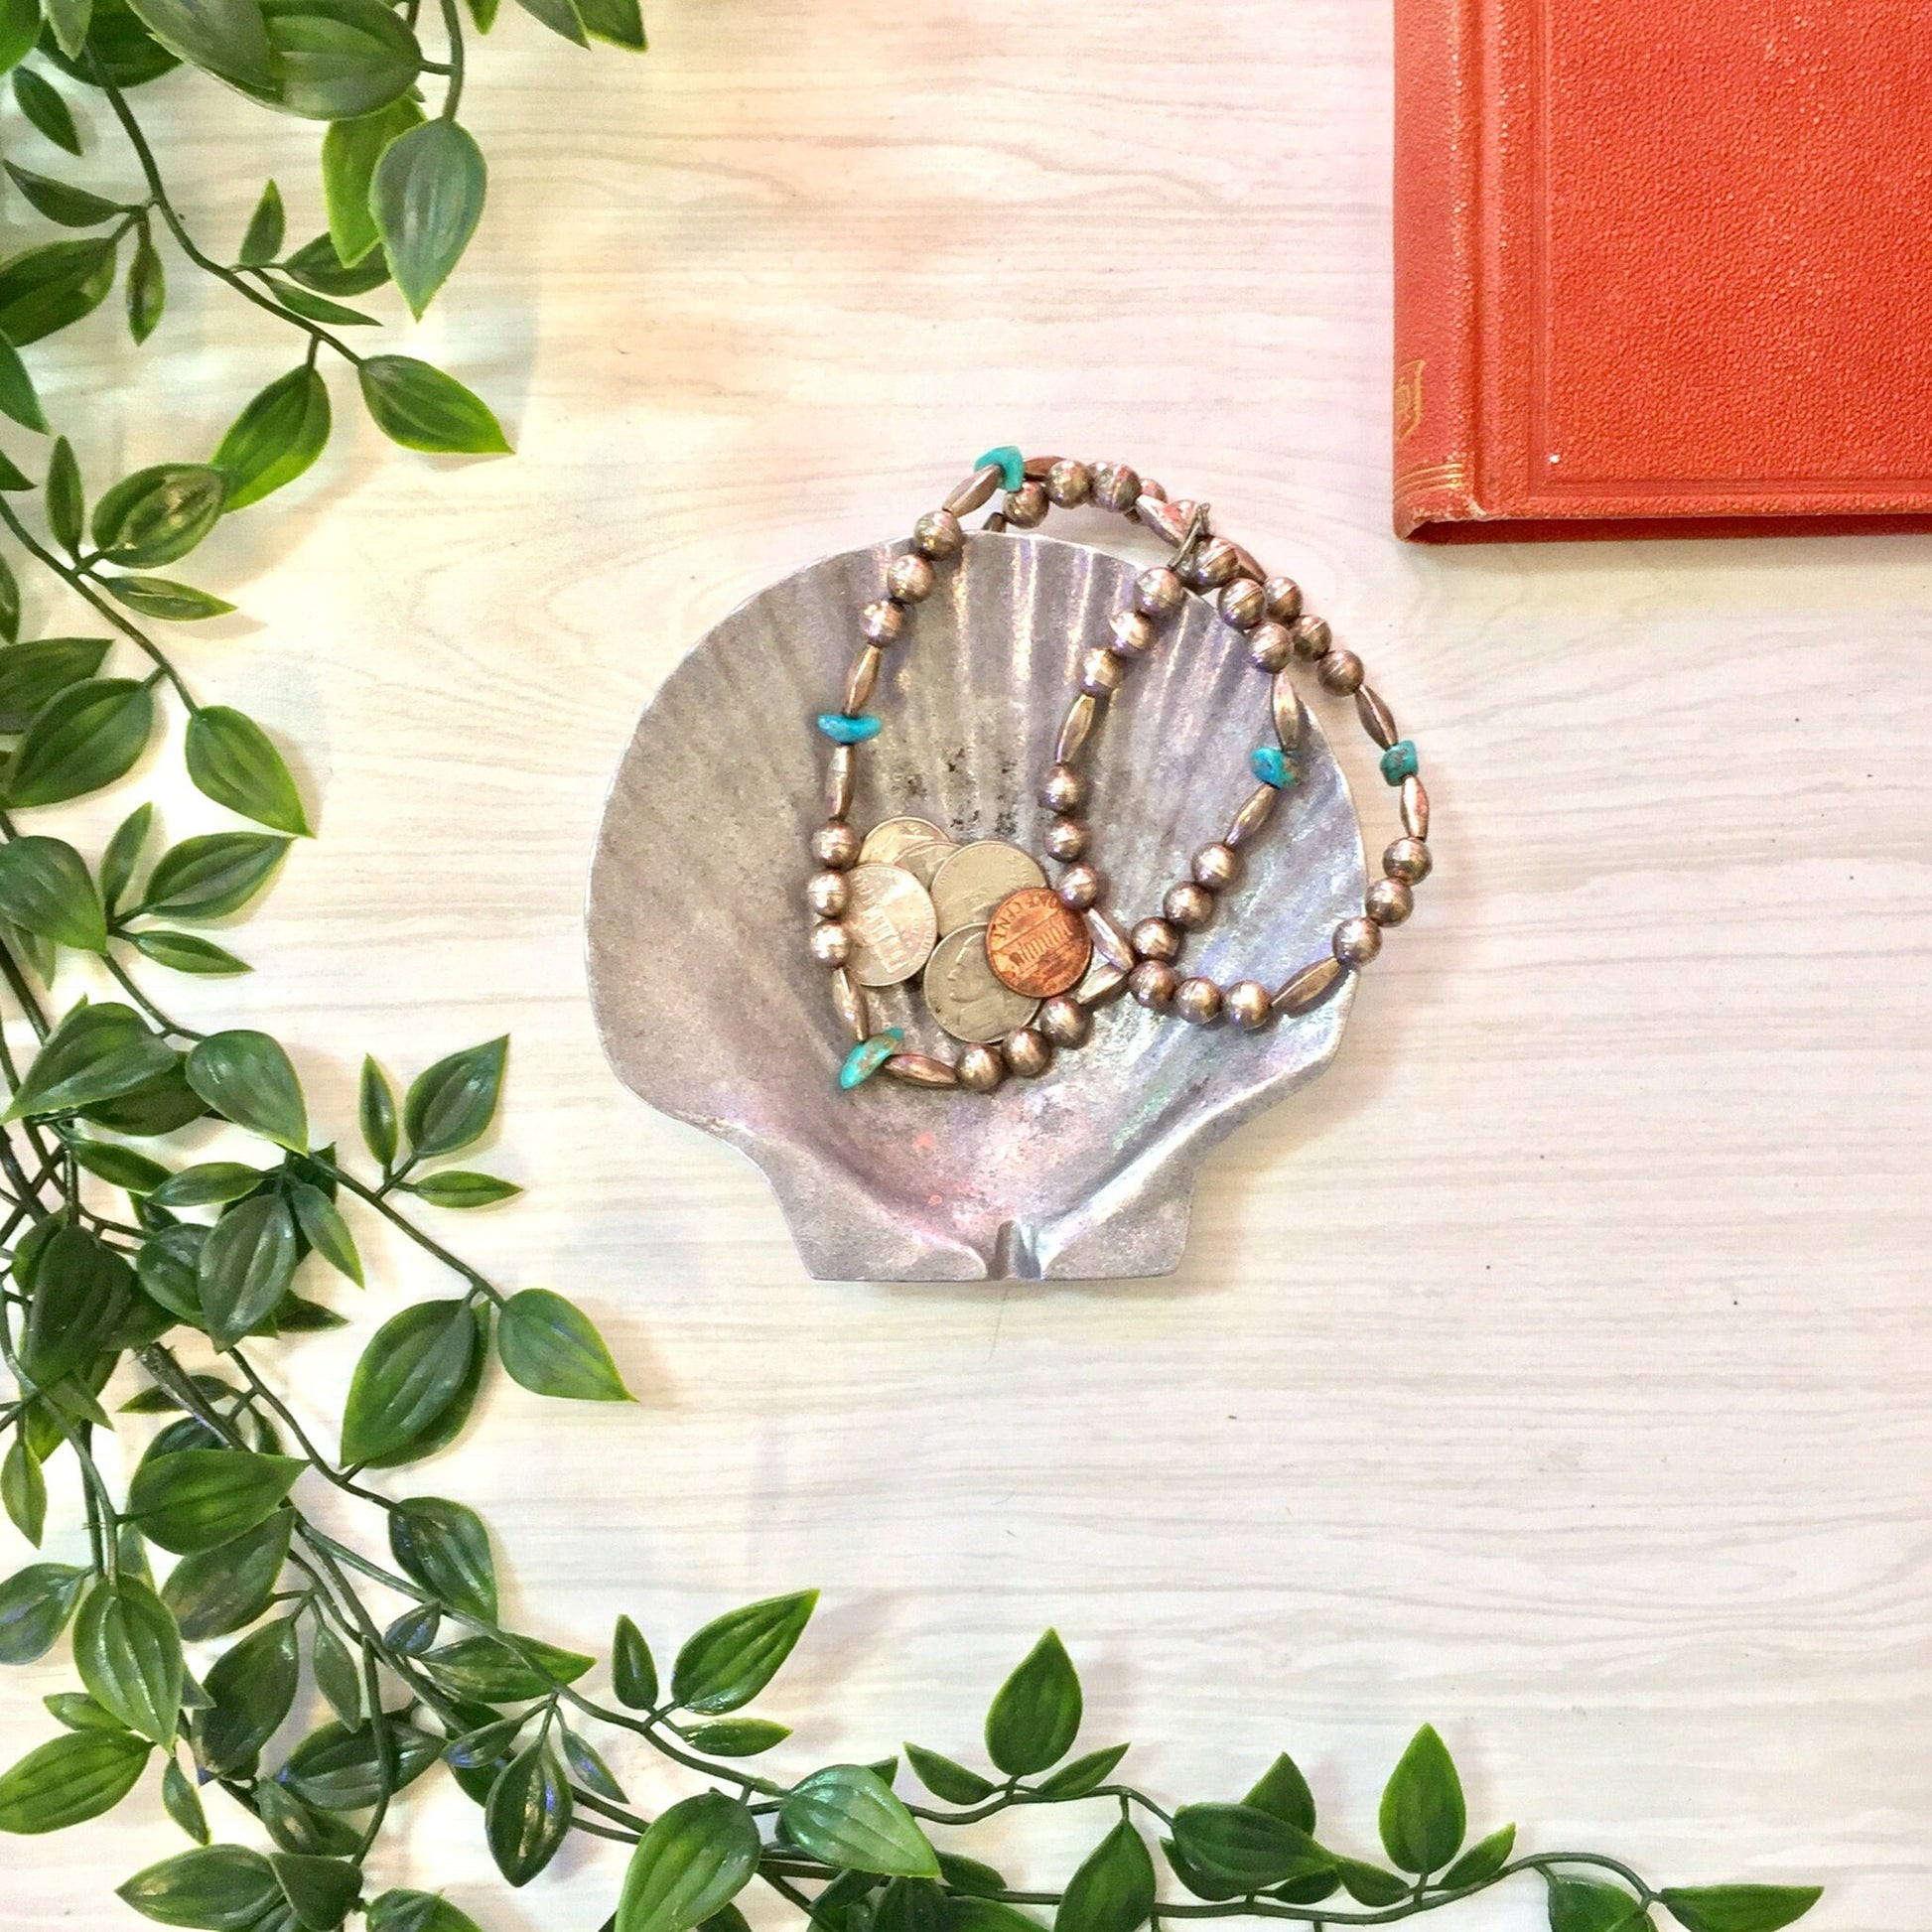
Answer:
[
  {"left": 1355, "top": 684, "right": 1398, "bottom": 750},
  {"left": 809, "top": 920, "right": 852, "bottom": 967},
  {"left": 843, "top": 646, "right": 883, "bottom": 716},
  {"left": 944, "top": 465, "right": 1002, "bottom": 517},
  {"left": 1225, "top": 781, "right": 1280, "bottom": 849},
  {"left": 1090, "top": 462, "right": 1140, "bottom": 512},
  {"left": 1134, "top": 567, "right": 1185, "bottom": 618},
  {"left": 1271, "top": 673, "right": 1307, "bottom": 755},
  {"left": 1247, "top": 621, "right": 1294, "bottom": 673},
  {"left": 1384, "top": 836, "right": 1433, "bottom": 885},
  {"left": 1055, "top": 863, "right": 1102, "bottom": 911},
  {"left": 1109, "top": 610, "right": 1157, "bottom": 658},
  {"left": 831, "top": 966, "right": 869, "bottom": 1041},
  {"left": 1042, "top": 816, "right": 1087, "bottom": 862},
  {"left": 1192, "top": 842, "right": 1240, "bottom": 892},
  {"left": 1085, "top": 906, "right": 1136, "bottom": 973},
  {"left": 1218, "top": 578, "right": 1266, "bottom": 630},
  {"left": 811, "top": 822, "right": 860, "bottom": 869},
  {"left": 1080, "top": 647, "right": 1125, "bottom": 697},
  {"left": 862, "top": 599, "right": 906, "bottom": 645},
  {"left": 1401, "top": 773, "right": 1431, "bottom": 840},
  {"left": 1073, "top": 957, "right": 1130, "bottom": 1008},
  {"left": 1333, "top": 916, "right": 1382, "bottom": 967},
  {"left": 1273, "top": 955, "right": 1345, "bottom": 1016},
  {"left": 1129, "top": 960, "right": 1178, "bottom": 1010},
  {"left": 1366, "top": 876, "right": 1414, "bottom": 926},
  {"left": 807, "top": 870, "right": 849, "bottom": 919},
  {"left": 1055, "top": 693, "right": 1098, "bottom": 764},
  {"left": 1225, "top": 980, "right": 1274, "bottom": 1031},
  {"left": 886, "top": 1052, "right": 958, "bottom": 1088},
  {"left": 1131, "top": 916, "right": 1180, "bottom": 963},
  {"left": 1317, "top": 647, "right": 1365, "bottom": 695},
  {"left": 824, "top": 746, "right": 856, "bottom": 820},
  {"left": 1164, "top": 882, "right": 1213, "bottom": 931},
  {"left": 887, "top": 552, "right": 936, "bottom": 604},
  {"left": 1290, "top": 615, "right": 1331, "bottom": 661},
  {"left": 1041, "top": 763, "right": 1086, "bottom": 814}
]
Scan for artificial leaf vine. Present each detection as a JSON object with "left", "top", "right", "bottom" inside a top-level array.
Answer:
[{"left": 0, "top": 4, "right": 1822, "bottom": 1931}]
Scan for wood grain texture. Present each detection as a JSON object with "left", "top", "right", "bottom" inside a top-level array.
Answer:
[{"left": 2, "top": 3, "right": 1928, "bottom": 1927}]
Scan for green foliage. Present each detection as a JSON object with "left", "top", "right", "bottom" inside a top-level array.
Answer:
[
  {"left": 671, "top": 1588, "right": 815, "bottom": 1713},
  {"left": 1379, "top": 1724, "right": 1466, "bottom": 1875},
  {"left": 985, "top": 1628, "right": 1081, "bottom": 1776}
]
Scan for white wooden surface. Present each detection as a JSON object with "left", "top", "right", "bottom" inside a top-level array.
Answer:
[{"left": 4, "top": 2, "right": 1929, "bottom": 1926}]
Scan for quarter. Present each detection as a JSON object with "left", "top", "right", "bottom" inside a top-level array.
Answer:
[
  {"left": 922, "top": 924, "right": 1041, "bottom": 1042},
  {"left": 930, "top": 840, "right": 1046, "bottom": 935},
  {"left": 860, "top": 815, "right": 955, "bottom": 888},
  {"left": 985, "top": 886, "right": 1093, "bottom": 998},
  {"left": 841, "top": 863, "right": 939, "bottom": 986}
]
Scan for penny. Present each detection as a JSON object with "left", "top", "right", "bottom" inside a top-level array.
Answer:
[
  {"left": 860, "top": 815, "right": 955, "bottom": 888},
  {"left": 986, "top": 886, "right": 1093, "bottom": 998},
  {"left": 922, "top": 924, "right": 1041, "bottom": 1042},
  {"left": 930, "top": 840, "right": 1046, "bottom": 936},
  {"left": 841, "top": 863, "right": 938, "bottom": 987}
]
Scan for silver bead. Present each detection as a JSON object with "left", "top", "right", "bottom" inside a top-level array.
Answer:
[
  {"left": 1274, "top": 955, "right": 1345, "bottom": 1015},
  {"left": 862, "top": 599, "right": 907, "bottom": 645},
  {"left": 1192, "top": 842, "right": 1240, "bottom": 892},
  {"left": 1263, "top": 575, "right": 1304, "bottom": 622},
  {"left": 1225, "top": 980, "right": 1273, "bottom": 1031},
  {"left": 809, "top": 921, "right": 852, "bottom": 967},
  {"left": 1317, "top": 648, "right": 1364, "bottom": 695},
  {"left": 944, "top": 465, "right": 1002, "bottom": 517},
  {"left": 1041, "top": 763, "right": 1087, "bottom": 814},
  {"left": 1173, "top": 976, "right": 1223, "bottom": 1026},
  {"left": 1366, "top": 876, "right": 1414, "bottom": 926},
  {"left": 914, "top": 509, "right": 964, "bottom": 560},
  {"left": 1134, "top": 567, "right": 1184, "bottom": 619},
  {"left": 1229, "top": 543, "right": 1266, "bottom": 583},
  {"left": 1045, "top": 459, "right": 1092, "bottom": 507},
  {"left": 1247, "top": 621, "right": 1294, "bottom": 673},
  {"left": 1073, "top": 957, "right": 1130, "bottom": 1008},
  {"left": 1038, "top": 996, "right": 1091, "bottom": 1048},
  {"left": 1003, "top": 1028, "right": 1052, "bottom": 1078},
  {"left": 1131, "top": 917, "right": 1180, "bottom": 963},
  {"left": 807, "top": 870, "right": 849, "bottom": 918},
  {"left": 888, "top": 552, "right": 936, "bottom": 604},
  {"left": 1218, "top": 578, "right": 1265, "bottom": 629},
  {"left": 811, "top": 822, "right": 860, "bottom": 869},
  {"left": 1181, "top": 536, "right": 1240, "bottom": 590},
  {"left": 1055, "top": 864, "right": 1102, "bottom": 911},
  {"left": 1355, "top": 684, "right": 1397, "bottom": 750},
  {"left": 1140, "top": 478, "right": 1167, "bottom": 501},
  {"left": 1333, "top": 916, "right": 1382, "bottom": 968},
  {"left": 1090, "top": 462, "right": 1140, "bottom": 512},
  {"left": 1135, "top": 494, "right": 1191, "bottom": 544},
  {"left": 1109, "top": 610, "right": 1157, "bottom": 658},
  {"left": 1055, "top": 693, "right": 1098, "bottom": 764},
  {"left": 885, "top": 1052, "right": 957, "bottom": 1088},
  {"left": 1086, "top": 907, "right": 1136, "bottom": 972},
  {"left": 1401, "top": 774, "right": 1431, "bottom": 840},
  {"left": 1005, "top": 481, "right": 1049, "bottom": 527},
  {"left": 1080, "top": 647, "right": 1125, "bottom": 697},
  {"left": 1271, "top": 672, "right": 1307, "bottom": 756},
  {"left": 824, "top": 745, "right": 856, "bottom": 820},
  {"left": 1384, "top": 836, "right": 1432, "bottom": 884},
  {"left": 1129, "top": 960, "right": 1178, "bottom": 1010},
  {"left": 1291, "top": 615, "right": 1331, "bottom": 661},
  {"left": 1164, "top": 882, "right": 1213, "bottom": 931},
  {"left": 1043, "top": 817, "right": 1087, "bottom": 862},
  {"left": 1225, "top": 782, "right": 1279, "bottom": 849},
  {"left": 957, "top": 1042, "right": 1006, "bottom": 1092},
  {"left": 844, "top": 645, "right": 883, "bottom": 714},
  {"left": 831, "top": 966, "right": 869, "bottom": 1040}
]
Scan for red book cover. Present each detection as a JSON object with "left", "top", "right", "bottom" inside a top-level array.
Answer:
[{"left": 1393, "top": 0, "right": 1932, "bottom": 542}]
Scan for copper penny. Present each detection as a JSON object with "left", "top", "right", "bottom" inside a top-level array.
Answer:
[{"left": 985, "top": 887, "right": 1093, "bottom": 998}]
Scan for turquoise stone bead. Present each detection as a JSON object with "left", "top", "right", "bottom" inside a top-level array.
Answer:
[
  {"left": 974, "top": 444, "right": 1026, "bottom": 491},
  {"left": 1250, "top": 746, "right": 1298, "bottom": 788},
  {"left": 1380, "top": 739, "right": 1419, "bottom": 785},
  {"left": 839, "top": 1029, "right": 904, "bottom": 1091},
  {"left": 816, "top": 711, "right": 882, "bottom": 746}
]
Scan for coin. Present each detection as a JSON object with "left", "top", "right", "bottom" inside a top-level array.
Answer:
[
  {"left": 930, "top": 841, "right": 1046, "bottom": 936},
  {"left": 985, "top": 886, "right": 1093, "bottom": 998},
  {"left": 841, "top": 863, "right": 939, "bottom": 987},
  {"left": 860, "top": 815, "right": 955, "bottom": 888},
  {"left": 922, "top": 924, "right": 1041, "bottom": 1042}
]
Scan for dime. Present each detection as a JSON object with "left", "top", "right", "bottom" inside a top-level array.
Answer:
[
  {"left": 841, "top": 863, "right": 939, "bottom": 987},
  {"left": 930, "top": 841, "right": 1046, "bottom": 936},
  {"left": 985, "top": 886, "right": 1093, "bottom": 998},
  {"left": 860, "top": 816, "right": 955, "bottom": 888},
  {"left": 922, "top": 924, "right": 1041, "bottom": 1042}
]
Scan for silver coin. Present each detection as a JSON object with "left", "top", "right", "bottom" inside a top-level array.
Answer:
[
  {"left": 860, "top": 815, "right": 955, "bottom": 888},
  {"left": 923, "top": 924, "right": 1041, "bottom": 1042},
  {"left": 841, "top": 863, "right": 939, "bottom": 987},
  {"left": 930, "top": 840, "right": 1046, "bottom": 936}
]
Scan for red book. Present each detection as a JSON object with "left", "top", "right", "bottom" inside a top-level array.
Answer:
[{"left": 1393, "top": 0, "right": 1932, "bottom": 542}]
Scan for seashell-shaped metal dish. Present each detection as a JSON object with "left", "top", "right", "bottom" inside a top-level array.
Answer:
[{"left": 587, "top": 532, "right": 1365, "bottom": 1282}]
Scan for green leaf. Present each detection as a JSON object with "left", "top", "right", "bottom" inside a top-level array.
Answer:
[
  {"left": 73, "top": 1574, "right": 183, "bottom": 1743},
  {"left": 197, "top": 1614, "right": 299, "bottom": 1772},
  {"left": 1170, "top": 1804, "right": 1331, "bottom": 1891},
  {"left": 497, "top": 1286, "right": 629, "bottom": 1401},
  {"left": 1549, "top": 1878, "right": 1651, "bottom": 1932},
  {"left": 255, "top": 1780, "right": 352, "bottom": 1858},
  {"left": 162, "top": 1507, "right": 291, "bottom": 1639},
  {"left": 141, "top": 830, "right": 290, "bottom": 920},
  {"left": 197, "top": 1192, "right": 300, "bottom": 1342},
  {"left": 419, "top": 1630, "right": 593, "bottom": 1702},
  {"left": 1334, "top": 1859, "right": 1411, "bottom": 1908},
  {"left": 0, "top": 551, "right": 17, "bottom": 637},
  {"left": 186, "top": 1030, "right": 307, "bottom": 1148},
  {"left": 70, "top": 1135, "right": 169, "bottom": 1191},
  {"left": 1055, "top": 1823, "right": 1155, "bottom": 1932},
  {"left": 951, "top": 1904, "right": 1043, "bottom": 1932},
  {"left": 0, "top": 327, "right": 48, "bottom": 430},
  {"left": 408, "top": 1168, "right": 519, "bottom": 1208},
  {"left": 367, "top": 1892, "right": 485, "bottom": 1932},
  {"left": 283, "top": 228, "right": 389, "bottom": 294},
  {"left": 10, "top": 69, "right": 80, "bottom": 154},
  {"left": 41, "top": 0, "right": 90, "bottom": 58},
  {"left": 321, "top": 93, "right": 422, "bottom": 264},
  {"left": 272, "top": 1852, "right": 361, "bottom": 1930},
  {"left": 679, "top": 1718, "right": 790, "bottom": 1756},
  {"left": 389, "top": 1496, "right": 495, "bottom": 1620},
  {"left": 0, "top": 237, "right": 115, "bottom": 345},
  {"left": 45, "top": 1689, "right": 124, "bottom": 1729},
  {"left": 160, "top": 1757, "right": 209, "bottom": 1842},
  {"left": 104, "top": 574, "right": 234, "bottom": 621},
  {"left": 617, "top": 1789, "right": 762, "bottom": 1932},
  {"left": 340, "top": 1297, "right": 477, "bottom": 1464},
  {"left": 118, "top": 1844, "right": 281, "bottom": 1927},
  {"left": 0, "top": 1561, "right": 83, "bottom": 1661},
  {"left": 126, "top": 220, "right": 165, "bottom": 341},
  {"left": 985, "top": 1630, "right": 1081, "bottom": 1777},
  {"left": 574, "top": 0, "right": 642, "bottom": 48},
  {"left": 403, "top": 1035, "right": 505, "bottom": 1156},
  {"left": 6, "top": 676, "right": 154, "bottom": 805},
  {"left": 513, "top": 0, "right": 582, "bottom": 44},
  {"left": 22, "top": 1222, "right": 132, "bottom": 1381},
  {"left": 1035, "top": 1742, "right": 1130, "bottom": 1800},
  {"left": 185, "top": 706, "right": 311, "bottom": 834},
  {"left": 134, "top": 928, "right": 251, "bottom": 975},
  {"left": 359, "top": 353, "right": 509, "bottom": 454},
  {"left": 45, "top": 431, "right": 81, "bottom": 546},
  {"left": 671, "top": 1589, "right": 814, "bottom": 1714},
  {"left": 782, "top": 1763, "right": 938, "bottom": 1878},
  {"left": 1443, "top": 1823, "right": 1516, "bottom": 1889},
  {"left": 97, "top": 804, "right": 150, "bottom": 912},
  {"left": 121, "top": 0, "right": 270, "bottom": 85},
  {"left": 90, "top": 463, "right": 227, "bottom": 567},
  {"left": 237, "top": 179, "right": 285, "bottom": 265},
  {"left": 560, "top": 1723, "right": 623, "bottom": 1799},
  {"left": 0, "top": 635, "right": 110, "bottom": 730},
  {"left": 1378, "top": 1725, "right": 1464, "bottom": 1874},
  {"left": 309, "top": 1623, "right": 361, "bottom": 1725},
  {"left": 244, "top": 0, "right": 420, "bottom": 119},
  {"left": 937, "top": 1855, "right": 1011, "bottom": 1901},
  {"left": 150, "top": 1162, "right": 266, "bottom": 1207},
  {"left": 358, "top": 1055, "right": 399, "bottom": 1167},
  {"left": 261, "top": 273, "right": 378, "bottom": 325},
  {"left": 0, "top": 832, "right": 105, "bottom": 948},
  {"left": 5, "top": 159, "right": 121, "bottom": 225},
  {"left": 1658, "top": 1888, "right": 1823, "bottom": 1932},
  {"left": 9, "top": 1002, "right": 175, "bottom": 1122},
  {"left": 444, "top": 1715, "right": 523, "bottom": 1771},
  {"left": 0, "top": 447, "right": 28, "bottom": 490},
  {"left": 214, "top": 364, "right": 330, "bottom": 511},
  {"left": 289, "top": 1178, "right": 361, "bottom": 1282},
  {"left": 904, "top": 1741, "right": 995, "bottom": 1805},
  {"left": 127, "top": 1447, "right": 302, "bottom": 1552},
  {"left": 613, "top": 1613, "right": 657, "bottom": 1709},
  {"left": 1, "top": 1439, "right": 46, "bottom": 1544},
  {"left": 0, "top": 1725, "right": 149, "bottom": 1832},
  {"left": 485, "top": 1741, "right": 571, "bottom": 1886},
  {"left": 369, "top": 117, "right": 484, "bottom": 318},
  {"left": 277, "top": 1716, "right": 443, "bottom": 1810}
]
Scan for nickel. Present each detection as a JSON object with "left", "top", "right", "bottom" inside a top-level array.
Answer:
[
  {"left": 930, "top": 840, "right": 1046, "bottom": 936},
  {"left": 841, "top": 863, "right": 938, "bottom": 987},
  {"left": 860, "top": 816, "right": 955, "bottom": 888},
  {"left": 923, "top": 924, "right": 1041, "bottom": 1042}
]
